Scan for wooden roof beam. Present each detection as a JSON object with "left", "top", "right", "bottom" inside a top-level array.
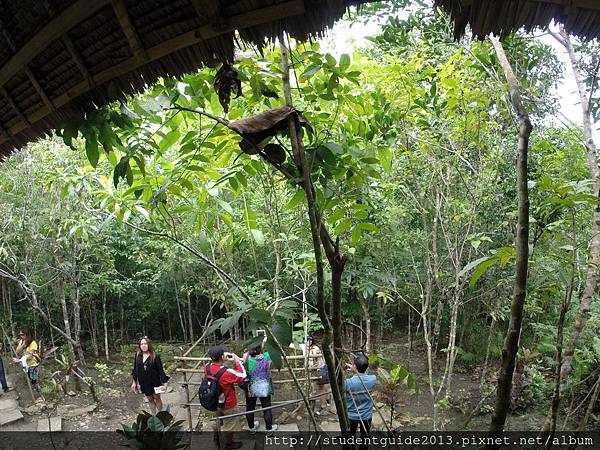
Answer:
[
  {"left": 111, "top": 0, "right": 148, "bottom": 62},
  {"left": 0, "top": 0, "right": 111, "bottom": 88},
  {"left": 529, "top": 0, "right": 600, "bottom": 11},
  {"left": 24, "top": 67, "right": 55, "bottom": 112},
  {"left": 0, "top": 0, "right": 306, "bottom": 146},
  {"left": 0, "top": 121, "right": 10, "bottom": 139},
  {"left": 0, "top": 87, "right": 28, "bottom": 125},
  {"left": 62, "top": 35, "right": 95, "bottom": 88}
]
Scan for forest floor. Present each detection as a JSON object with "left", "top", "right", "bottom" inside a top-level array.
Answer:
[{"left": 0, "top": 335, "right": 550, "bottom": 433}]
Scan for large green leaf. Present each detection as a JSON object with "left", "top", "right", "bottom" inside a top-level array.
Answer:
[
  {"left": 265, "top": 341, "right": 283, "bottom": 369},
  {"left": 248, "top": 308, "right": 271, "bottom": 323},
  {"left": 286, "top": 189, "right": 306, "bottom": 209},
  {"left": 271, "top": 319, "right": 292, "bottom": 347},
  {"left": 339, "top": 54, "right": 351, "bottom": 72},
  {"left": 85, "top": 138, "right": 99, "bottom": 168},
  {"left": 147, "top": 415, "right": 165, "bottom": 432}
]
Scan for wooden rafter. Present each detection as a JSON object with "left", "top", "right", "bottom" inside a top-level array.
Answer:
[
  {"left": 24, "top": 67, "right": 55, "bottom": 111},
  {"left": 0, "top": 0, "right": 306, "bottom": 146},
  {"left": 190, "top": 0, "right": 220, "bottom": 22},
  {"left": 0, "top": 0, "right": 111, "bottom": 88},
  {"left": 111, "top": 0, "right": 148, "bottom": 61},
  {"left": 0, "top": 18, "right": 16, "bottom": 53},
  {"left": 529, "top": 0, "right": 600, "bottom": 11},
  {"left": 0, "top": 121, "right": 10, "bottom": 139},
  {"left": 0, "top": 87, "right": 28, "bottom": 125},
  {"left": 62, "top": 35, "right": 95, "bottom": 88}
]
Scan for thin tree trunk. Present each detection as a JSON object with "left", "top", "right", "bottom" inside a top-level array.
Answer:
[
  {"left": 480, "top": 314, "right": 496, "bottom": 391},
  {"left": 174, "top": 279, "right": 187, "bottom": 342},
  {"left": 552, "top": 28, "right": 600, "bottom": 399},
  {"left": 89, "top": 301, "right": 99, "bottom": 357},
  {"left": 120, "top": 300, "right": 125, "bottom": 341},
  {"left": 58, "top": 275, "right": 76, "bottom": 361},
  {"left": 45, "top": 299, "right": 56, "bottom": 352},
  {"left": 575, "top": 378, "right": 600, "bottom": 432},
  {"left": 8, "top": 282, "right": 14, "bottom": 336},
  {"left": 378, "top": 300, "right": 385, "bottom": 349},
  {"left": 543, "top": 209, "right": 577, "bottom": 433},
  {"left": 445, "top": 288, "right": 461, "bottom": 398},
  {"left": 433, "top": 297, "right": 445, "bottom": 356},
  {"left": 279, "top": 34, "right": 348, "bottom": 432},
  {"left": 71, "top": 272, "right": 85, "bottom": 365},
  {"left": 102, "top": 286, "right": 109, "bottom": 361},
  {"left": 488, "top": 35, "right": 532, "bottom": 439},
  {"left": 357, "top": 292, "right": 371, "bottom": 353},
  {"left": 186, "top": 287, "right": 194, "bottom": 346}
]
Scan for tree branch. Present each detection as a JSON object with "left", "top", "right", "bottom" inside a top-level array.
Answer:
[{"left": 120, "top": 219, "right": 253, "bottom": 304}]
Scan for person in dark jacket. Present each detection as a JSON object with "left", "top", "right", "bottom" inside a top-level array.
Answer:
[
  {"left": 131, "top": 336, "right": 169, "bottom": 415},
  {"left": 0, "top": 351, "right": 9, "bottom": 394}
]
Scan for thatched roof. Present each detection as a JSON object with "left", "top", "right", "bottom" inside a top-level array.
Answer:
[
  {"left": 0, "top": 0, "right": 373, "bottom": 157},
  {"left": 435, "top": 0, "right": 600, "bottom": 41}
]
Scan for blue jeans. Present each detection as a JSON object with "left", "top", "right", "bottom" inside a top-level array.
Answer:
[{"left": 0, "top": 356, "right": 8, "bottom": 392}]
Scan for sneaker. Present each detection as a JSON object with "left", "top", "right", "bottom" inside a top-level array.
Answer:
[
  {"left": 249, "top": 420, "right": 260, "bottom": 434},
  {"left": 315, "top": 407, "right": 328, "bottom": 416},
  {"left": 266, "top": 424, "right": 278, "bottom": 436}
]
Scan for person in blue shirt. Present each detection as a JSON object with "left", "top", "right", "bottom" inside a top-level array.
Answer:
[{"left": 345, "top": 354, "right": 376, "bottom": 445}]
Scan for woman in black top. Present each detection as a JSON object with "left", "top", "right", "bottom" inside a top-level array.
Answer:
[{"left": 131, "top": 336, "right": 169, "bottom": 415}]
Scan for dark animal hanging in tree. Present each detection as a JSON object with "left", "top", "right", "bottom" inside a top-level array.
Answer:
[
  {"left": 213, "top": 64, "right": 242, "bottom": 113},
  {"left": 230, "top": 106, "right": 312, "bottom": 161}
]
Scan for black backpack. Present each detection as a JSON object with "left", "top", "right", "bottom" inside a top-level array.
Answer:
[{"left": 199, "top": 363, "right": 228, "bottom": 411}]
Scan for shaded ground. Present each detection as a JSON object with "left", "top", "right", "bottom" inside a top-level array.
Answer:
[{"left": 0, "top": 336, "right": 551, "bottom": 433}]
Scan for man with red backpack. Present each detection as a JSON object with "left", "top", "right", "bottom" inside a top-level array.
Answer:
[{"left": 201, "top": 346, "right": 246, "bottom": 450}]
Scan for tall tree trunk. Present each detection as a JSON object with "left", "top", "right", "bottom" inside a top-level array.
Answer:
[
  {"left": 186, "top": 287, "right": 194, "bottom": 346},
  {"left": 71, "top": 272, "right": 85, "bottom": 365},
  {"left": 102, "top": 286, "right": 110, "bottom": 361},
  {"left": 488, "top": 36, "right": 532, "bottom": 439},
  {"left": 543, "top": 209, "right": 577, "bottom": 433},
  {"left": 174, "top": 279, "right": 187, "bottom": 342},
  {"left": 120, "top": 300, "right": 125, "bottom": 341},
  {"left": 357, "top": 292, "right": 371, "bottom": 353},
  {"left": 552, "top": 28, "right": 600, "bottom": 399},
  {"left": 89, "top": 301, "right": 99, "bottom": 357},
  {"left": 378, "top": 300, "right": 385, "bottom": 349},
  {"left": 432, "top": 297, "right": 445, "bottom": 356},
  {"left": 480, "top": 314, "right": 496, "bottom": 391},
  {"left": 58, "top": 275, "right": 76, "bottom": 361},
  {"left": 7, "top": 281, "right": 15, "bottom": 336},
  {"left": 279, "top": 34, "right": 348, "bottom": 432},
  {"left": 445, "top": 289, "right": 461, "bottom": 398},
  {"left": 574, "top": 378, "right": 600, "bottom": 433}
]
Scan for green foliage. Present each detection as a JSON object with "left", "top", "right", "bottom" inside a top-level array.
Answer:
[
  {"left": 118, "top": 410, "right": 187, "bottom": 450},
  {"left": 2, "top": 4, "right": 599, "bottom": 428}
]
